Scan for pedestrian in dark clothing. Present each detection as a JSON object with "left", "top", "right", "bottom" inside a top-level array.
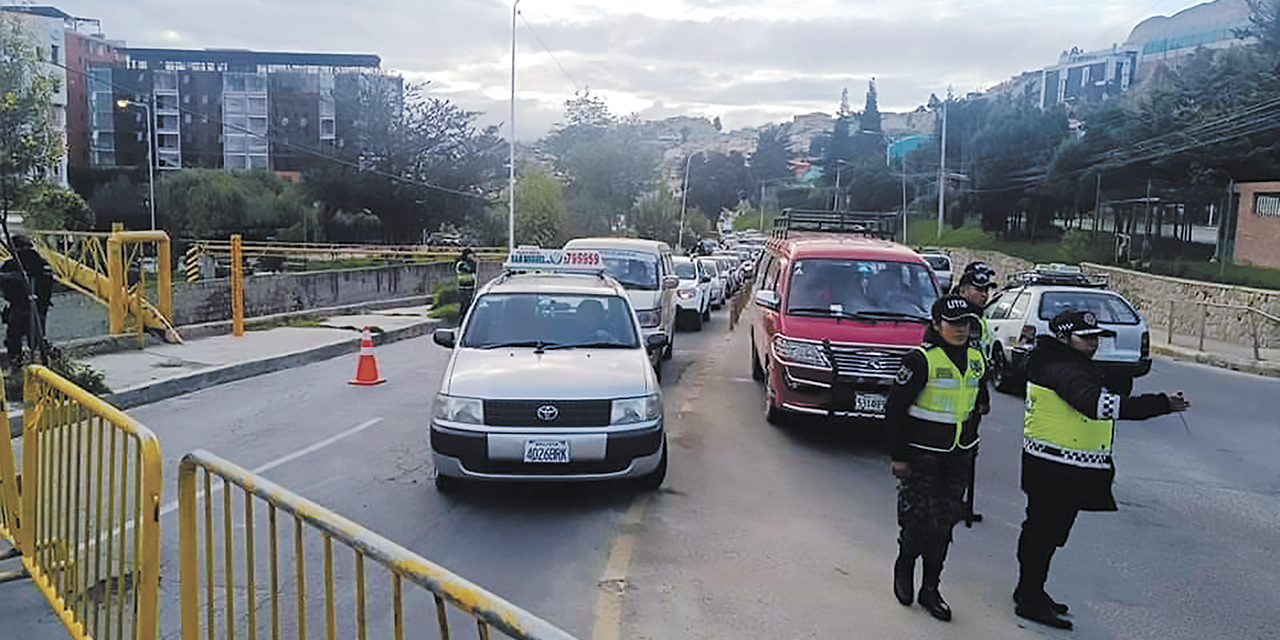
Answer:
[
  {"left": 454, "top": 248, "right": 477, "bottom": 319},
  {"left": 1014, "top": 310, "right": 1191, "bottom": 630},
  {"left": 1, "top": 234, "right": 54, "bottom": 367},
  {"left": 887, "top": 294, "right": 988, "bottom": 621}
]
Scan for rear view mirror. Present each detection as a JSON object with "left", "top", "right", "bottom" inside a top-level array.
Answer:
[
  {"left": 646, "top": 333, "right": 668, "bottom": 350},
  {"left": 433, "top": 329, "right": 456, "bottom": 348},
  {"left": 754, "top": 290, "right": 780, "bottom": 310},
  {"left": 700, "top": 275, "right": 712, "bottom": 283}
]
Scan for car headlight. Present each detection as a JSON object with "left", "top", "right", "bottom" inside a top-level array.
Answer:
[
  {"left": 433, "top": 394, "right": 484, "bottom": 424},
  {"left": 677, "top": 288, "right": 697, "bottom": 300},
  {"left": 773, "top": 337, "right": 831, "bottom": 368},
  {"left": 611, "top": 394, "right": 662, "bottom": 424},
  {"left": 635, "top": 308, "right": 661, "bottom": 328}
]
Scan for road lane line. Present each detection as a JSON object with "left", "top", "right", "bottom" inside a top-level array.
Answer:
[
  {"left": 592, "top": 495, "right": 651, "bottom": 640},
  {"left": 157, "top": 417, "right": 385, "bottom": 518}
]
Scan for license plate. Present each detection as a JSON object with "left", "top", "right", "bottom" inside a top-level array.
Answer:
[
  {"left": 855, "top": 393, "right": 887, "bottom": 414},
  {"left": 523, "top": 440, "right": 570, "bottom": 464}
]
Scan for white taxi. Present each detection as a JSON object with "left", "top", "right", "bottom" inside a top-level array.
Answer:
[{"left": 430, "top": 248, "right": 668, "bottom": 490}]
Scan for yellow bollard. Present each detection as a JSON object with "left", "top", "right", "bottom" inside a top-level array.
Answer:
[
  {"left": 107, "top": 224, "right": 126, "bottom": 335},
  {"left": 231, "top": 235, "right": 245, "bottom": 337}
]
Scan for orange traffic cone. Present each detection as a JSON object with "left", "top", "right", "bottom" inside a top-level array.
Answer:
[{"left": 349, "top": 327, "right": 386, "bottom": 386}]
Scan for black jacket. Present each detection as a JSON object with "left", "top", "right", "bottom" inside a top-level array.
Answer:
[
  {"left": 1, "top": 248, "right": 53, "bottom": 313},
  {"left": 1021, "top": 334, "right": 1174, "bottom": 511},
  {"left": 887, "top": 326, "right": 989, "bottom": 462}
]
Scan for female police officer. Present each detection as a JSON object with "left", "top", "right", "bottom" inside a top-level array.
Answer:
[{"left": 887, "top": 294, "right": 987, "bottom": 621}]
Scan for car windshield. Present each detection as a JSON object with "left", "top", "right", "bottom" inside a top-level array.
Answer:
[
  {"left": 594, "top": 250, "right": 659, "bottom": 290},
  {"left": 786, "top": 259, "right": 938, "bottom": 318},
  {"left": 673, "top": 260, "right": 698, "bottom": 280},
  {"left": 1038, "top": 291, "right": 1139, "bottom": 324},
  {"left": 461, "top": 293, "right": 640, "bottom": 348},
  {"left": 923, "top": 255, "right": 950, "bottom": 271},
  {"left": 696, "top": 260, "right": 718, "bottom": 276}
]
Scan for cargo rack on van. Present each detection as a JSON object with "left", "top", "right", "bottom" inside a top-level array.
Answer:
[
  {"left": 1003, "top": 263, "right": 1109, "bottom": 289},
  {"left": 771, "top": 209, "right": 898, "bottom": 240}
]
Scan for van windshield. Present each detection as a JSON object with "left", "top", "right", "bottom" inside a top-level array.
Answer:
[
  {"left": 462, "top": 293, "right": 640, "bottom": 348},
  {"left": 786, "top": 259, "right": 938, "bottom": 319},
  {"left": 595, "top": 250, "right": 659, "bottom": 290}
]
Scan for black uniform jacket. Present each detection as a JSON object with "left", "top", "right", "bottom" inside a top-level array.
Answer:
[
  {"left": 887, "top": 327, "right": 989, "bottom": 462},
  {"left": 1022, "top": 335, "right": 1174, "bottom": 511}
]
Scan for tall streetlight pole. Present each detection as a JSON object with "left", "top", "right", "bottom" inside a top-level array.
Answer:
[
  {"left": 509, "top": 0, "right": 523, "bottom": 253},
  {"left": 678, "top": 153, "right": 692, "bottom": 252},
  {"left": 936, "top": 98, "right": 948, "bottom": 241},
  {"left": 117, "top": 98, "right": 156, "bottom": 230}
]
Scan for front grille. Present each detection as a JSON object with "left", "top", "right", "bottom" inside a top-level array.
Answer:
[
  {"left": 828, "top": 345, "right": 909, "bottom": 377},
  {"left": 484, "top": 399, "right": 612, "bottom": 427}
]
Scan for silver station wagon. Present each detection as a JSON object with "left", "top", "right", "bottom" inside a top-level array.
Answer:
[{"left": 429, "top": 248, "right": 668, "bottom": 490}]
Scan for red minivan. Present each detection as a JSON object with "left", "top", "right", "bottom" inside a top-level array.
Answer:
[{"left": 749, "top": 212, "right": 940, "bottom": 425}]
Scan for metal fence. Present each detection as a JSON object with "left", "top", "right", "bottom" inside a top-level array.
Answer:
[
  {"left": 1165, "top": 300, "right": 1280, "bottom": 360},
  {"left": 179, "top": 449, "right": 578, "bottom": 640},
  {"left": 15, "top": 365, "right": 163, "bottom": 640}
]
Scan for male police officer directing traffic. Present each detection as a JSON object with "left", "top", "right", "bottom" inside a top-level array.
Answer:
[
  {"left": 1014, "top": 309, "right": 1191, "bottom": 630},
  {"left": 454, "top": 248, "right": 477, "bottom": 317},
  {"left": 887, "top": 294, "right": 987, "bottom": 621}
]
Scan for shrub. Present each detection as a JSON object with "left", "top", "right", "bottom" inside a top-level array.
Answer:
[{"left": 432, "top": 282, "right": 459, "bottom": 307}]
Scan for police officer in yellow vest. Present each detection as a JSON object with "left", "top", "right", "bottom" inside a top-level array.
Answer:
[
  {"left": 887, "top": 294, "right": 987, "bottom": 621},
  {"left": 1014, "top": 310, "right": 1191, "bottom": 630},
  {"left": 952, "top": 262, "right": 999, "bottom": 524}
]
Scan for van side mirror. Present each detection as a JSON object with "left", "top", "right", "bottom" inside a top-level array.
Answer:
[
  {"left": 433, "top": 329, "right": 456, "bottom": 348},
  {"left": 754, "top": 290, "right": 780, "bottom": 310},
  {"left": 646, "top": 333, "right": 668, "bottom": 350},
  {"left": 662, "top": 275, "right": 680, "bottom": 290}
]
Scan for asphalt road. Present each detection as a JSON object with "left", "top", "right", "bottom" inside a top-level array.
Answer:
[{"left": 3, "top": 299, "right": 1278, "bottom": 640}]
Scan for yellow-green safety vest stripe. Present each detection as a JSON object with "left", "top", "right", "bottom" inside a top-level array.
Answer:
[
  {"left": 1024, "top": 382, "right": 1114, "bottom": 453},
  {"left": 906, "top": 345, "right": 984, "bottom": 450},
  {"left": 456, "top": 261, "right": 476, "bottom": 286}
]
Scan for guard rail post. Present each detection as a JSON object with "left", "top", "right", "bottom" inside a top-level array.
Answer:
[{"left": 1167, "top": 299, "right": 1175, "bottom": 345}]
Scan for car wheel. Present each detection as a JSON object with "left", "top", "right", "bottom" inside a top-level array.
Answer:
[
  {"left": 434, "top": 473, "right": 464, "bottom": 493},
  {"left": 764, "top": 369, "right": 787, "bottom": 426},
  {"left": 637, "top": 442, "right": 667, "bottom": 490},
  {"left": 751, "top": 334, "right": 765, "bottom": 381},
  {"left": 692, "top": 309, "right": 703, "bottom": 331}
]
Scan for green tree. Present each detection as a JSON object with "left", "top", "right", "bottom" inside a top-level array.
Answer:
[
  {"left": 1241, "top": 0, "right": 1280, "bottom": 50},
  {"left": 20, "top": 184, "right": 93, "bottom": 230},
  {"left": 88, "top": 174, "right": 144, "bottom": 228},
  {"left": 0, "top": 13, "right": 63, "bottom": 228},
  {"left": 630, "top": 186, "right": 680, "bottom": 246},
  {"left": 156, "top": 169, "right": 312, "bottom": 240},
  {"left": 687, "top": 152, "right": 751, "bottom": 222},
  {"left": 750, "top": 123, "right": 793, "bottom": 198},
  {"left": 511, "top": 164, "right": 566, "bottom": 247}
]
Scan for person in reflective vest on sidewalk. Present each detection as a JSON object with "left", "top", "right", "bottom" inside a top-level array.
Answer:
[
  {"left": 1013, "top": 310, "right": 1191, "bottom": 630},
  {"left": 886, "top": 294, "right": 987, "bottom": 622},
  {"left": 455, "top": 248, "right": 477, "bottom": 319}
]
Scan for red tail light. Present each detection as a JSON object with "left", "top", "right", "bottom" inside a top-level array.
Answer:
[{"left": 1141, "top": 331, "right": 1150, "bottom": 358}]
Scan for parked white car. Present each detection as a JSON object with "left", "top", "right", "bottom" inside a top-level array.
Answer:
[
  {"left": 695, "top": 257, "right": 725, "bottom": 309},
  {"left": 672, "top": 256, "right": 712, "bottom": 330}
]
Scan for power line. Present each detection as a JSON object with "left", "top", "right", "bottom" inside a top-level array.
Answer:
[
  {"left": 49, "top": 58, "right": 494, "bottom": 200},
  {"left": 519, "top": 11, "right": 583, "bottom": 94}
]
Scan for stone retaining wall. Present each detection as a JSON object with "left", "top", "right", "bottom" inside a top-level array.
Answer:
[{"left": 942, "top": 249, "right": 1279, "bottom": 349}]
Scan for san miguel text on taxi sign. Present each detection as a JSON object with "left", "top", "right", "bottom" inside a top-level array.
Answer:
[{"left": 505, "top": 247, "right": 603, "bottom": 271}]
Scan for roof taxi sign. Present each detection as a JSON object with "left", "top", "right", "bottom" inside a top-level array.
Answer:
[{"left": 504, "top": 246, "right": 604, "bottom": 272}]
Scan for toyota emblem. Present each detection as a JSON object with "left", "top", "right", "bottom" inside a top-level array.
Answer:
[{"left": 536, "top": 404, "right": 559, "bottom": 422}]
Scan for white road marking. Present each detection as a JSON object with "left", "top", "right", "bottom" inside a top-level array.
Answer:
[{"left": 158, "top": 417, "right": 385, "bottom": 517}]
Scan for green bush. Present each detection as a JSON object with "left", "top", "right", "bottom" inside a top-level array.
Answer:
[
  {"left": 429, "top": 302, "right": 460, "bottom": 325},
  {"left": 432, "top": 281, "right": 460, "bottom": 307},
  {"left": 1060, "top": 230, "right": 1105, "bottom": 264}
]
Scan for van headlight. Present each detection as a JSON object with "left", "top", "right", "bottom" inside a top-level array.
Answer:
[
  {"left": 611, "top": 394, "right": 661, "bottom": 424},
  {"left": 635, "top": 308, "right": 661, "bottom": 328},
  {"left": 773, "top": 337, "right": 831, "bottom": 368},
  {"left": 434, "top": 394, "right": 484, "bottom": 424}
]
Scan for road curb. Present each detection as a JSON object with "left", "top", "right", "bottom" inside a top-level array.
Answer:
[
  {"left": 10, "top": 317, "right": 440, "bottom": 437},
  {"left": 1152, "top": 344, "right": 1280, "bottom": 378}
]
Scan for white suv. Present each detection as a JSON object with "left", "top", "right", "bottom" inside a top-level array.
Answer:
[
  {"left": 672, "top": 256, "right": 711, "bottom": 330},
  {"left": 986, "top": 265, "right": 1151, "bottom": 395}
]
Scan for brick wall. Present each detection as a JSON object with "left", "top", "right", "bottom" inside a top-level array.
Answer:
[{"left": 1234, "top": 182, "right": 1280, "bottom": 269}]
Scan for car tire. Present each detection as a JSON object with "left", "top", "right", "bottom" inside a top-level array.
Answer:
[
  {"left": 764, "top": 369, "right": 787, "bottom": 426},
  {"left": 692, "top": 309, "right": 703, "bottom": 331},
  {"left": 637, "top": 442, "right": 667, "bottom": 490},
  {"left": 434, "top": 473, "right": 464, "bottom": 494},
  {"left": 751, "top": 334, "right": 765, "bottom": 382}
]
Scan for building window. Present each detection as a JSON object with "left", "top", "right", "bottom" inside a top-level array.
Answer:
[
  {"left": 1256, "top": 194, "right": 1280, "bottom": 218},
  {"left": 50, "top": 45, "right": 59, "bottom": 64}
]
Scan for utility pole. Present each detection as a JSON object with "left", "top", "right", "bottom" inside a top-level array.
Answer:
[
  {"left": 937, "top": 99, "right": 947, "bottom": 240},
  {"left": 678, "top": 153, "right": 691, "bottom": 252},
  {"left": 509, "top": 0, "right": 523, "bottom": 252}
]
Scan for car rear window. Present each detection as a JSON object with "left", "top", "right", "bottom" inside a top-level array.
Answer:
[
  {"left": 923, "top": 256, "right": 950, "bottom": 271},
  {"left": 1038, "top": 291, "right": 1139, "bottom": 324},
  {"left": 673, "top": 261, "right": 697, "bottom": 279}
]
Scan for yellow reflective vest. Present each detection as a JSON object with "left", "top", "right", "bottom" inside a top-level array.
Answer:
[
  {"left": 1023, "top": 382, "right": 1115, "bottom": 468},
  {"left": 456, "top": 260, "right": 476, "bottom": 288},
  {"left": 905, "top": 345, "right": 984, "bottom": 452}
]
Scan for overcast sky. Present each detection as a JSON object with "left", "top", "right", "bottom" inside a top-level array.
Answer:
[{"left": 48, "top": 0, "right": 1211, "bottom": 140}]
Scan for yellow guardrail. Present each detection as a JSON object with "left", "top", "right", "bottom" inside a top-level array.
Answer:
[
  {"left": 179, "top": 449, "right": 577, "bottom": 640},
  {"left": 14, "top": 365, "right": 162, "bottom": 640},
  {"left": 192, "top": 240, "right": 509, "bottom": 263},
  {"left": 0, "top": 371, "right": 19, "bottom": 561}
]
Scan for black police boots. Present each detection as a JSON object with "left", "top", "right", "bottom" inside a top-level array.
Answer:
[
  {"left": 893, "top": 543, "right": 915, "bottom": 606},
  {"left": 918, "top": 545, "right": 952, "bottom": 621},
  {"left": 1015, "top": 596, "right": 1072, "bottom": 630}
]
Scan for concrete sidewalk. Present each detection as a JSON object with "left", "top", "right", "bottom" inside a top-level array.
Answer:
[
  {"left": 8, "top": 302, "right": 441, "bottom": 436},
  {"left": 1151, "top": 331, "right": 1280, "bottom": 378}
]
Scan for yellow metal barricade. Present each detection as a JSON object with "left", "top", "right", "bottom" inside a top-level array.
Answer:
[
  {"left": 19, "top": 365, "right": 162, "bottom": 640},
  {"left": 179, "top": 450, "right": 577, "bottom": 640},
  {"left": 0, "top": 369, "right": 20, "bottom": 557}
]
